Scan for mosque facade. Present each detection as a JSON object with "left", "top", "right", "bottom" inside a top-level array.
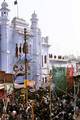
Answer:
[{"left": 0, "top": 0, "right": 50, "bottom": 88}]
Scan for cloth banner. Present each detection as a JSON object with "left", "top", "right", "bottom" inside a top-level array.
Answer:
[
  {"left": 24, "top": 80, "right": 35, "bottom": 88},
  {"left": 0, "top": 84, "right": 4, "bottom": 89},
  {"left": 14, "top": 83, "right": 24, "bottom": 89}
]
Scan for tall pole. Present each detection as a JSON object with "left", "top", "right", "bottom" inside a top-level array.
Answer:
[
  {"left": 14, "top": 0, "right": 19, "bottom": 17},
  {"left": 17, "top": 1, "right": 19, "bottom": 17},
  {"left": 48, "top": 72, "right": 52, "bottom": 120},
  {"left": 23, "top": 28, "right": 28, "bottom": 103},
  {"left": 50, "top": 79, "right": 51, "bottom": 120},
  {"left": 73, "top": 80, "right": 76, "bottom": 119},
  {"left": 32, "top": 100, "right": 35, "bottom": 120},
  {"left": 24, "top": 29, "right": 27, "bottom": 79}
]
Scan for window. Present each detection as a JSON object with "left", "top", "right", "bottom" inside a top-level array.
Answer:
[
  {"left": 45, "top": 77, "right": 47, "bottom": 83},
  {"left": 4, "top": 12, "right": 6, "bottom": 14},
  {"left": 42, "top": 77, "right": 44, "bottom": 83},
  {"left": 49, "top": 54, "right": 53, "bottom": 58},
  {"left": 1, "top": 12, "right": 3, "bottom": 16},
  {"left": 42, "top": 55, "right": 43, "bottom": 67},
  {"left": 54, "top": 55, "right": 56, "bottom": 59},
  {"left": 58, "top": 56, "right": 61, "bottom": 59},
  {"left": 44, "top": 55, "right": 47, "bottom": 64}
]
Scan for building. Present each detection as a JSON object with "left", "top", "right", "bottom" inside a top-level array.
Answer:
[
  {"left": 0, "top": 0, "right": 50, "bottom": 89},
  {"left": 49, "top": 54, "right": 80, "bottom": 93}
]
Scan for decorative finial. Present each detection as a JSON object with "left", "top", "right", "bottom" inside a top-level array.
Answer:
[
  {"left": 1, "top": 0, "right": 8, "bottom": 8},
  {"left": 34, "top": 10, "right": 35, "bottom": 14}
]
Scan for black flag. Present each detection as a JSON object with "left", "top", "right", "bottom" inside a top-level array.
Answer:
[{"left": 14, "top": 0, "right": 17, "bottom": 5}]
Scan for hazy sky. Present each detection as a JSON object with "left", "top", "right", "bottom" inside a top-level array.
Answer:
[{"left": 0, "top": 0, "right": 80, "bottom": 56}]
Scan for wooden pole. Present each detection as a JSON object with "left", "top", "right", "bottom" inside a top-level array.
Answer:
[
  {"left": 49, "top": 74, "right": 52, "bottom": 120},
  {"left": 73, "top": 80, "right": 76, "bottom": 119},
  {"left": 48, "top": 72, "right": 52, "bottom": 120},
  {"left": 23, "top": 28, "right": 30, "bottom": 104},
  {"left": 24, "top": 28, "right": 28, "bottom": 103},
  {"left": 32, "top": 100, "right": 35, "bottom": 120}
]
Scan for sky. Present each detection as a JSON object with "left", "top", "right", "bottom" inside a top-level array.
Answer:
[{"left": 0, "top": 0, "right": 80, "bottom": 56}]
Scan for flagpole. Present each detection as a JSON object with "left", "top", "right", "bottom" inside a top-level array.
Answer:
[
  {"left": 17, "top": 1, "right": 19, "bottom": 18},
  {"left": 14, "top": 0, "right": 19, "bottom": 18}
]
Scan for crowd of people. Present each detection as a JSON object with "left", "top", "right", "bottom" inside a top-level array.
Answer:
[{"left": 0, "top": 87, "right": 80, "bottom": 120}]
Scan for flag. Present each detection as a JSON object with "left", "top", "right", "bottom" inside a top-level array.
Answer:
[
  {"left": 23, "top": 42, "right": 28, "bottom": 54},
  {"left": 14, "top": 83, "right": 24, "bottom": 89},
  {"left": 14, "top": 0, "right": 17, "bottom": 5},
  {"left": 66, "top": 64, "right": 74, "bottom": 78},
  {"left": 0, "top": 84, "right": 4, "bottom": 89},
  {"left": 66, "top": 64, "right": 74, "bottom": 89},
  {"left": 24, "top": 80, "right": 35, "bottom": 88}
]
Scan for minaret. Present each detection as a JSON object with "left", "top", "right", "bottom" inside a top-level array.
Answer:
[
  {"left": 0, "top": 0, "right": 10, "bottom": 22},
  {"left": 30, "top": 12, "right": 42, "bottom": 89},
  {"left": 31, "top": 11, "right": 38, "bottom": 30},
  {"left": 0, "top": 0, "right": 10, "bottom": 72},
  {"left": 30, "top": 11, "right": 38, "bottom": 53}
]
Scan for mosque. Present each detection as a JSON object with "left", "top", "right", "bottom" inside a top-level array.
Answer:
[{"left": 0, "top": 0, "right": 50, "bottom": 88}]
